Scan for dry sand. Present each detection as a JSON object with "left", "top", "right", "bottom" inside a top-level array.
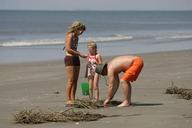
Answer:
[{"left": 0, "top": 50, "right": 192, "bottom": 128}]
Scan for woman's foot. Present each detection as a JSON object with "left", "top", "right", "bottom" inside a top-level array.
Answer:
[
  {"left": 65, "top": 100, "right": 75, "bottom": 107},
  {"left": 65, "top": 104, "right": 74, "bottom": 107}
]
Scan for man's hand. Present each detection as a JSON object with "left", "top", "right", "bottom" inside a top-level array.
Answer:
[{"left": 103, "top": 98, "right": 110, "bottom": 107}]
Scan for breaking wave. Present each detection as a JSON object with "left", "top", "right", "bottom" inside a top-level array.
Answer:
[{"left": 0, "top": 35, "right": 133, "bottom": 47}]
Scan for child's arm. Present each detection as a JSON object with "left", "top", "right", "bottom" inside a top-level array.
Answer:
[{"left": 96, "top": 54, "right": 102, "bottom": 64}]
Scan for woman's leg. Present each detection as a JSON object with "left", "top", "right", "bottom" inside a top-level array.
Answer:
[
  {"left": 70, "top": 66, "right": 80, "bottom": 103},
  {"left": 65, "top": 66, "right": 75, "bottom": 104}
]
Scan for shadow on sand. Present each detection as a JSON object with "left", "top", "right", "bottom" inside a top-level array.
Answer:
[
  {"left": 108, "top": 100, "right": 163, "bottom": 107},
  {"left": 131, "top": 102, "right": 163, "bottom": 107}
]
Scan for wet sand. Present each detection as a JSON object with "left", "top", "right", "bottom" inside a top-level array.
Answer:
[{"left": 0, "top": 50, "right": 192, "bottom": 128}]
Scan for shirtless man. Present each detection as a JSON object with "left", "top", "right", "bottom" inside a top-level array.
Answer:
[{"left": 95, "top": 55, "right": 144, "bottom": 107}]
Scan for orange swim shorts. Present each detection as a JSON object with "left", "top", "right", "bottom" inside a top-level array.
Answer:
[{"left": 121, "top": 57, "right": 144, "bottom": 82}]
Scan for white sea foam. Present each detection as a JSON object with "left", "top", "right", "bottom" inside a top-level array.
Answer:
[
  {"left": 0, "top": 35, "right": 133, "bottom": 47},
  {"left": 169, "top": 35, "right": 192, "bottom": 39},
  {"left": 0, "top": 39, "right": 63, "bottom": 47},
  {"left": 156, "top": 34, "right": 192, "bottom": 40}
]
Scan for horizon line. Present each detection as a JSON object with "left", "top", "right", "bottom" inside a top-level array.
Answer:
[{"left": 0, "top": 9, "right": 192, "bottom": 12}]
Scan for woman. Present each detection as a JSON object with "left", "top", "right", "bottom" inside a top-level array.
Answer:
[{"left": 64, "top": 21, "right": 86, "bottom": 106}]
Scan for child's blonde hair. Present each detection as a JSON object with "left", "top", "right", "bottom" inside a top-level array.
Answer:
[{"left": 87, "top": 41, "right": 97, "bottom": 48}]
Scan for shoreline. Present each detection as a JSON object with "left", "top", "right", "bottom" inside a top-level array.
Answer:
[
  {"left": 1, "top": 48, "right": 192, "bottom": 65},
  {"left": 0, "top": 49, "right": 192, "bottom": 128}
]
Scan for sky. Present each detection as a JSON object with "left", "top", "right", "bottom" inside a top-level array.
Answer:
[{"left": 0, "top": 0, "right": 192, "bottom": 11}]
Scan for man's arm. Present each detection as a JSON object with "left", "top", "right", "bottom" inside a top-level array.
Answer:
[
  {"left": 112, "top": 74, "right": 119, "bottom": 98},
  {"left": 104, "top": 72, "right": 119, "bottom": 106}
]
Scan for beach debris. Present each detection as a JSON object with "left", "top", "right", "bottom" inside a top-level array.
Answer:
[
  {"left": 166, "top": 86, "right": 192, "bottom": 100},
  {"left": 74, "top": 99, "right": 122, "bottom": 109},
  {"left": 53, "top": 91, "right": 60, "bottom": 94},
  {"left": 74, "top": 99, "right": 103, "bottom": 109},
  {"left": 14, "top": 99, "right": 123, "bottom": 124},
  {"left": 14, "top": 108, "right": 107, "bottom": 124}
]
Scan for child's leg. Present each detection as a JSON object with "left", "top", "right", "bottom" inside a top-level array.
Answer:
[
  {"left": 88, "top": 77, "right": 93, "bottom": 99},
  {"left": 93, "top": 73, "right": 99, "bottom": 101}
]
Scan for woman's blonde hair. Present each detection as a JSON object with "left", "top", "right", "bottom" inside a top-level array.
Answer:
[
  {"left": 87, "top": 40, "right": 97, "bottom": 48},
  {"left": 67, "top": 21, "right": 86, "bottom": 33}
]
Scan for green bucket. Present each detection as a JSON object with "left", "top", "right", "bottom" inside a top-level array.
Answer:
[{"left": 81, "top": 82, "right": 89, "bottom": 96}]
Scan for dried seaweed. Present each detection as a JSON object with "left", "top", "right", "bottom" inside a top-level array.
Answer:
[
  {"left": 166, "top": 86, "right": 192, "bottom": 100},
  {"left": 14, "top": 99, "right": 123, "bottom": 124},
  {"left": 14, "top": 108, "right": 107, "bottom": 124},
  {"left": 74, "top": 99, "right": 104, "bottom": 109},
  {"left": 74, "top": 99, "right": 122, "bottom": 109}
]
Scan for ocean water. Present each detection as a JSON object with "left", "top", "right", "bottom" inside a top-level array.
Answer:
[{"left": 0, "top": 10, "right": 192, "bottom": 63}]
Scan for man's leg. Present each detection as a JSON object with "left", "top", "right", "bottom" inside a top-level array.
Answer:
[{"left": 118, "top": 80, "right": 132, "bottom": 107}]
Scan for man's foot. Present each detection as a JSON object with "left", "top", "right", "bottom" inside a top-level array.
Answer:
[{"left": 117, "top": 101, "right": 130, "bottom": 107}]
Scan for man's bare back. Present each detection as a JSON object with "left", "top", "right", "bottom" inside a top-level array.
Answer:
[{"left": 108, "top": 56, "right": 137, "bottom": 74}]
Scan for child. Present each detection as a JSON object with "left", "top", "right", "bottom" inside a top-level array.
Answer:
[{"left": 85, "top": 41, "right": 102, "bottom": 101}]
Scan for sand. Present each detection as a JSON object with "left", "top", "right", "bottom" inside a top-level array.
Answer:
[{"left": 0, "top": 50, "right": 192, "bottom": 128}]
